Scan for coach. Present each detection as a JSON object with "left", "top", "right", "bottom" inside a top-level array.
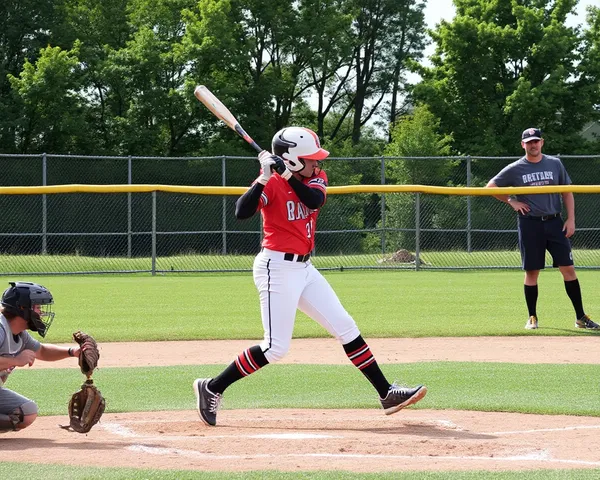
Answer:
[{"left": 485, "top": 128, "right": 598, "bottom": 331}]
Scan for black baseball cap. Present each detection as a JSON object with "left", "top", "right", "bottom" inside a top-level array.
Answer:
[{"left": 521, "top": 128, "right": 542, "bottom": 143}]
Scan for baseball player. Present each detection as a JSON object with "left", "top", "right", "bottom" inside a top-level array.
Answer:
[
  {"left": 0, "top": 281, "right": 83, "bottom": 432},
  {"left": 486, "top": 128, "right": 598, "bottom": 330},
  {"left": 193, "top": 127, "right": 427, "bottom": 426}
]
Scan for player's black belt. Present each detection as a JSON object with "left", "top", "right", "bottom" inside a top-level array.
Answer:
[
  {"left": 284, "top": 252, "right": 311, "bottom": 262},
  {"left": 522, "top": 213, "right": 560, "bottom": 221}
]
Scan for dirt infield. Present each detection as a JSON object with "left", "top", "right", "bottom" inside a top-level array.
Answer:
[{"left": 4, "top": 337, "right": 600, "bottom": 473}]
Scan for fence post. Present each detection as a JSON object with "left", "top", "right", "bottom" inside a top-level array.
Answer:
[
  {"left": 415, "top": 192, "right": 421, "bottom": 271},
  {"left": 466, "top": 155, "right": 472, "bottom": 253},
  {"left": 222, "top": 155, "right": 227, "bottom": 255},
  {"left": 127, "top": 155, "right": 132, "bottom": 258},
  {"left": 42, "top": 153, "right": 47, "bottom": 255},
  {"left": 380, "top": 156, "right": 386, "bottom": 256},
  {"left": 151, "top": 191, "right": 157, "bottom": 275}
]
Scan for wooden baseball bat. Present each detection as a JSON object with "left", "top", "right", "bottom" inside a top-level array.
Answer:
[{"left": 194, "top": 85, "right": 262, "bottom": 153}]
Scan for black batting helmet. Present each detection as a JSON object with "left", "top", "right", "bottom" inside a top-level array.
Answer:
[{"left": 1, "top": 282, "right": 55, "bottom": 337}]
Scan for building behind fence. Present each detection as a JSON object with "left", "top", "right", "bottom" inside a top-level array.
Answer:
[{"left": 0, "top": 153, "right": 599, "bottom": 274}]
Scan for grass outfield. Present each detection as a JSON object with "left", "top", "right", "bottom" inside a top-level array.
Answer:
[
  {"left": 0, "top": 249, "right": 599, "bottom": 273},
  {"left": 1, "top": 464, "right": 599, "bottom": 480},
  {"left": 7, "top": 363, "right": 600, "bottom": 416},
  {"left": 2, "top": 463, "right": 600, "bottom": 479},
  {"left": 0, "top": 270, "right": 598, "bottom": 342}
]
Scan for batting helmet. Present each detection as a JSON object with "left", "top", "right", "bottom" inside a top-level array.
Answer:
[
  {"left": 1, "top": 282, "right": 55, "bottom": 337},
  {"left": 272, "top": 127, "right": 329, "bottom": 173}
]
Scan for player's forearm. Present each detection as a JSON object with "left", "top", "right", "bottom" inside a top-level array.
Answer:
[
  {"left": 0, "top": 357, "right": 17, "bottom": 370},
  {"left": 35, "top": 344, "right": 72, "bottom": 361}
]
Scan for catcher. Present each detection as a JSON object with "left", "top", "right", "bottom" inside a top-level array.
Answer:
[{"left": 0, "top": 282, "right": 104, "bottom": 433}]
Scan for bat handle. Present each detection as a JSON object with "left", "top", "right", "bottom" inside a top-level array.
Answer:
[
  {"left": 234, "top": 124, "right": 263, "bottom": 153},
  {"left": 248, "top": 141, "right": 263, "bottom": 153}
]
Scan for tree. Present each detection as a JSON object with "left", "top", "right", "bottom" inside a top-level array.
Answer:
[
  {"left": 0, "top": 0, "right": 63, "bottom": 151},
  {"left": 414, "top": 0, "right": 597, "bottom": 156},
  {"left": 379, "top": 105, "right": 455, "bottom": 253},
  {"left": 8, "top": 44, "right": 90, "bottom": 153},
  {"left": 577, "top": 6, "right": 600, "bottom": 153},
  {"left": 338, "top": 0, "right": 427, "bottom": 145}
]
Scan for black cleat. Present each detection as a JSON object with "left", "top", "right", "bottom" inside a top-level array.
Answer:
[
  {"left": 193, "top": 378, "right": 222, "bottom": 426},
  {"left": 380, "top": 383, "right": 427, "bottom": 415}
]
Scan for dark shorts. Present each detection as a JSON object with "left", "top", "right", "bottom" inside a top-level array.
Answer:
[{"left": 517, "top": 215, "right": 573, "bottom": 271}]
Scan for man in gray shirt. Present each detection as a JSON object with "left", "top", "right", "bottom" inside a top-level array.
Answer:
[
  {"left": 0, "top": 281, "right": 84, "bottom": 432},
  {"left": 485, "top": 128, "right": 597, "bottom": 330}
]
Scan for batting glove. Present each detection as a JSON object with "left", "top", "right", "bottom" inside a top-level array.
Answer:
[
  {"left": 272, "top": 156, "right": 293, "bottom": 180},
  {"left": 257, "top": 150, "right": 276, "bottom": 185}
]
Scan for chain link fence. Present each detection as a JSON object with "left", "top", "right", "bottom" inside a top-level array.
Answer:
[{"left": 0, "top": 153, "right": 599, "bottom": 274}]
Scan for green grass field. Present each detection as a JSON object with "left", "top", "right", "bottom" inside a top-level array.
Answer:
[
  {"left": 2, "top": 270, "right": 599, "bottom": 478},
  {"left": 1, "top": 270, "right": 597, "bottom": 342},
  {"left": 1, "top": 249, "right": 599, "bottom": 273}
]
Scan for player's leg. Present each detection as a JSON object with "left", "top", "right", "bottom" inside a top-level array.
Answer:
[
  {"left": 546, "top": 219, "right": 598, "bottom": 329},
  {"left": 518, "top": 217, "right": 545, "bottom": 329},
  {"left": 0, "top": 389, "right": 38, "bottom": 432},
  {"left": 194, "top": 253, "right": 305, "bottom": 425},
  {"left": 298, "top": 264, "right": 426, "bottom": 413}
]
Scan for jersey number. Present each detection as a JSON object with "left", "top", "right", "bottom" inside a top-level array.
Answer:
[{"left": 306, "top": 220, "right": 313, "bottom": 239}]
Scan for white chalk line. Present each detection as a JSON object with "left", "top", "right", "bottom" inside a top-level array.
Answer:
[
  {"left": 127, "top": 445, "right": 600, "bottom": 466},
  {"left": 101, "top": 423, "right": 341, "bottom": 440},
  {"left": 106, "top": 420, "right": 600, "bottom": 466},
  {"left": 487, "top": 425, "right": 600, "bottom": 435}
]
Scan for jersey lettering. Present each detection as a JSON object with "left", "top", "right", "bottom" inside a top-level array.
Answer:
[{"left": 286, "top": 201, "right": 310, "bottom": 221}]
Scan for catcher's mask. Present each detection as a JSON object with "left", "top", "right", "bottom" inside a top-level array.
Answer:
[
  {"left": 1, "top": 281, "right": 55, "bottom": 337},
  {"left": 272, "top": 127, "right": 329, "bottom": 176}
]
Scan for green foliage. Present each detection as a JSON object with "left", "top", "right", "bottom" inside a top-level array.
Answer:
[
  {"left": 379, "top": 106, "right": 458, "bottom": 250},
  {"left": 415, "top": 0, "right": 598, "bottom": 156},
  {"left": 7, "top": 44, "right": 91, "bottom": 153}
]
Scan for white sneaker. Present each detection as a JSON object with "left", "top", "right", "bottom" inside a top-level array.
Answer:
[{"left": 525, "top": 315, "right": 538, "bottom": 330}]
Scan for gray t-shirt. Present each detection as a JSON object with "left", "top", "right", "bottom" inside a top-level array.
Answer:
[
  {"left": 0, "top": 314, "right": 41, "bottom": 386},
  {"left": 491, "top": 154, "right": 571, "bottom": 216}
]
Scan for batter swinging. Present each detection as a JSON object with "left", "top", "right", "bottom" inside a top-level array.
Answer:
[{"left": 193, "top": 126, "right": 426, "bottom": 426}]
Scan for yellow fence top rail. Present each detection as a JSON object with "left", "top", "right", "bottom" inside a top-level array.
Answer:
[{"left": 0, "top": 184, "right": 600, "bottom": 195}]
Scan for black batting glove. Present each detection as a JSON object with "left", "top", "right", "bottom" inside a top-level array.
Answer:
[{"left": 273, "top": 155, "right": 292, "bottom": 180}]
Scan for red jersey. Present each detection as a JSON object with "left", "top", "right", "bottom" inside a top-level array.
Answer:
[{"left": 258, "top": 170, "right": 328, "bottom": 255}]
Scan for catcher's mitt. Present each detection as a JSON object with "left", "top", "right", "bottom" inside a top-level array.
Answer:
[
  {"left": 73, "top": 330, "right": 100, "bottom": 377},
  {"left": 61, "top": 379, "right": 106, "bottom": 433}
]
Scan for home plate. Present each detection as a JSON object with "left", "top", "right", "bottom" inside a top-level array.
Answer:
[{"left": 248, "top": 433, "right": 341, "bottom": 439}]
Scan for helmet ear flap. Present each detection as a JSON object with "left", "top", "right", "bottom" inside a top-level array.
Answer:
[{"left": 283, "top": 157, "right": 305, "bottom": 173}]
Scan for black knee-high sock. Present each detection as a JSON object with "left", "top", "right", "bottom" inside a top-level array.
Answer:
[
  {"left": 564, "top": 279, "right": 585, "bottom": 319},
  {"left": 524, "top": 284, "right": 538, "bottom": 317},
  {"left": 343, "top": 335, "right": 390, "bottom": 398},
  {"left": 208, "top": 345, "right": 269, "bottom": 394}
]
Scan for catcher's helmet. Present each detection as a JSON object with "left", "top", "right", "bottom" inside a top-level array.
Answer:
[
  {"left": 1, "top": 282, "right": 55, "bottom": 337},
  {"left": 272, "top": 127, "right": 329, "bottom": 173}
]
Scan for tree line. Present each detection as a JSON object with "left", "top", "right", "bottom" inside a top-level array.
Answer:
[{"left": 0, "top": 0, "right": 599, "bottom": 161}]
